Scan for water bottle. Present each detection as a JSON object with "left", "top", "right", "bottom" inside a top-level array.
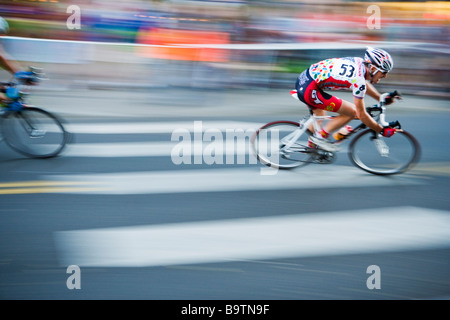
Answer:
[{"left": 333, "top": 125, "right": 353, "bottom": 141}]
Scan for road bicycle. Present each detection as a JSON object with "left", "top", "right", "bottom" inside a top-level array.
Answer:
[
  {"left": 251, "top": 90, "right": 421, "bottom": 175},
  {"left": 0, "top": 67, "right": 69, "bottom": 158}
]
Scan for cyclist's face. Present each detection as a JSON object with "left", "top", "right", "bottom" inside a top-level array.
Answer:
[{"left": 371, "top": 66, "right": 388, "bottom": 83}]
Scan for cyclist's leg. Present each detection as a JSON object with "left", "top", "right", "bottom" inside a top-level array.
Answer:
[
  {"left": 322, "top": 100, "right": 356, "bottom": 134},
  {"left": 296, "top": 71, "right": 356, "bottom": 136},
  {"left": 299, "top": 81, "right": 355, "bottom": 137},
  {"left": 305, "top": 87, "right": 357, "bottom": 136}
]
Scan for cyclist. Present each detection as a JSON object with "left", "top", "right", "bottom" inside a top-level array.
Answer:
[
  {"left": 295, "top": 47, "right": 401, "bottom": 151},
  {"left": 0, "top": 16, "right": 37, "bottom": 104}
]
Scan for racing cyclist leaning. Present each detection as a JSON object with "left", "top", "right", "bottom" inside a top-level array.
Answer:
[{"left": 295, "top": 47, "right": 401, "bottom": 151}]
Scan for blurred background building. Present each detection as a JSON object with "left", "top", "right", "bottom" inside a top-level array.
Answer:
[{"left": 0, "top": 0, "right": 449, "bottom": 97}]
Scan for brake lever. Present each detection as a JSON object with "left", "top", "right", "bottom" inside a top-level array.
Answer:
[{"left": 389, "top": 120, "right": 402, "bottom": 130}]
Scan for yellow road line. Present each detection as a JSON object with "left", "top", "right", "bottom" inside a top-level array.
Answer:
[
  {"left": 0, "top": 187, "right": 108, "bottom": 195},
  {"left": 1, "top": 161, "right": 448, "bottom": 195},
  {"left": 410, "top": 162, "right": 450, "bottom": 176},
  {"left": 0, "top": 180, "right": 108, "bottom": 194},
  {"left": 0, "top": 181, "right": 99, "bottom": 188}
]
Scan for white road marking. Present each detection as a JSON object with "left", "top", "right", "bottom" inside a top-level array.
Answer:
[
  {"left": 64, "top": 142, "right": 176, "bottom": 157},
  {"left": 62, "top": 120, "right": 264, "bottom": 157},
  {"left": 54, "top": 206, "right": 450, "bottom": 267},
  {"left": 62, "top": 141, "right": 254, "bottom": 157},
  {"left": 45, "top": 166, "right": 421, "bottom": 195},
  {"left": 65, "top": 121, "right": 263, "bottom": 134}
]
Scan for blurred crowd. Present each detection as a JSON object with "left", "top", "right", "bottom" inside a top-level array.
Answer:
[
  {"left": 1, "top": 0, "right": 448, "bottom": 44},
  {"left": 0, "top": 0, "right": 449, "bottom": 95}
]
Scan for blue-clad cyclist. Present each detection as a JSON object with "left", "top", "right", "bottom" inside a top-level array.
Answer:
[{"left": 0, "top": 16, "right": 38, "bottom": 105}]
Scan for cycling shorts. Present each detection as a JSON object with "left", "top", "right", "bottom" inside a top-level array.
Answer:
[{"left": 295, "top": 69, "right": 343, "bottom": 112}]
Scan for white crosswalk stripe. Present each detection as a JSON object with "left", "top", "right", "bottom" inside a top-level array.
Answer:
[
  {"left": 63, "top": 140, "right": 254, "bottom": 157},
  {"left": 54, "top": 206, "right": 450, "bottom": 267},
  {"left": 65, "top": 120, "right": 264, "bottom": 134},
  {"left": 63, "top": 120, "right": 264, "bottom": 158}
]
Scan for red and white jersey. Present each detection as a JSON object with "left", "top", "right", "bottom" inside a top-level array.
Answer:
[{"left": 308, "top": 57, "right": 367, "bottom": 99}]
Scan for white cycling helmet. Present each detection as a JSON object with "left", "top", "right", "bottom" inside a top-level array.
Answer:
[
  {"left": 0, "top": 16, "right": 9, "bottom": 34},
  {"left": 364, "top": 47, "right": 393, "bottom": 73}
]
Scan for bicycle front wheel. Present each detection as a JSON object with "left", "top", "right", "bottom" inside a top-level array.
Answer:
[
  {"left": 251, "top": 120, "right": 313, "bottom": 170},
  {"left": 1, "top": 107, "right": 69, "bottom": 158},
  {"left": 349, "top": 129, "right": 420, "bottom": 175}
]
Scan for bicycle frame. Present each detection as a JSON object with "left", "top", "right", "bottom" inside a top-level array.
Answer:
[{"left": 281, "top": 113, "right": 358, "bottom": 152}]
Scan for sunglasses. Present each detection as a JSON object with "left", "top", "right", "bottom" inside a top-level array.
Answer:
[{"left": 373, "top": 66, "right": 388, "bottom": 75}]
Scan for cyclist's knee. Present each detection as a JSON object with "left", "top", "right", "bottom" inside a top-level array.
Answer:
[{"left": 313, "top": 108, "right": 326, "bottom": 116}]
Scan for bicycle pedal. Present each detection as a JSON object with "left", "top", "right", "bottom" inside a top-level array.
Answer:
[{"left": 311, "top": 150, "right": 336, "bottom": 164}]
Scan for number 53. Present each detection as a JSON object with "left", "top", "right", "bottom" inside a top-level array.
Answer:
[{"left": 339, "top": 64, "right": 355, "bottom": 77}]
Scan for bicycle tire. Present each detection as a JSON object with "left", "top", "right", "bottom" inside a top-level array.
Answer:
[
  {"left": 349, "top": 128, "right": 421, "bottom": 175},
  {"left": 1, "top": 107, "right": 69, "bottom": 158},
  {"left": 251, "top": 120, "right": 313, "bottom": 170}
]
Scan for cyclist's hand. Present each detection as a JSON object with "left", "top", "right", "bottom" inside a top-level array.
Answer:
[
  {"left": 384, "top": 90, "right": 402, "bottom": 105},
  {"left": 380, "top": 126, "right": 396, "bottom": 138},
  {"left": 14, "top": 71, "right": 39, "bottom": 85}
]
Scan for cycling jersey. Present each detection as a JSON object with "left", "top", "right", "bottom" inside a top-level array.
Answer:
[
  {"left": 295, "top": 57, "right": 368, "bottom": 112},
  {"left": 309, "top": 57, "right": 367, "bottom": 99}
]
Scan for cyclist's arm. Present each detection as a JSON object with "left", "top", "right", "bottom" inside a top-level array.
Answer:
[
  {"left": 0, "top": 44, "right": 20, "bottom": 74},
  {"left": 365, "top": 81, "right": 381, "bottom": 101},
  {"left": 354, "top": 97, "right": 383, "bottom": 133}
]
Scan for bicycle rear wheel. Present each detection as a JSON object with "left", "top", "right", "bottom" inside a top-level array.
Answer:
[
  {"left": 1, "top": 107, "right": 69, "bottom": 158},
  {"left": 251, "top": 120, "right": 313, "bottom": 169},
  {"left": 349, "top": 129, "right": 420, "bottom": 175}
]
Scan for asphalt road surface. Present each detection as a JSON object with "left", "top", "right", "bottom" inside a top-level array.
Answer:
[{"left": 0, "top": 88, "right": 449, "bottom": 304}]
